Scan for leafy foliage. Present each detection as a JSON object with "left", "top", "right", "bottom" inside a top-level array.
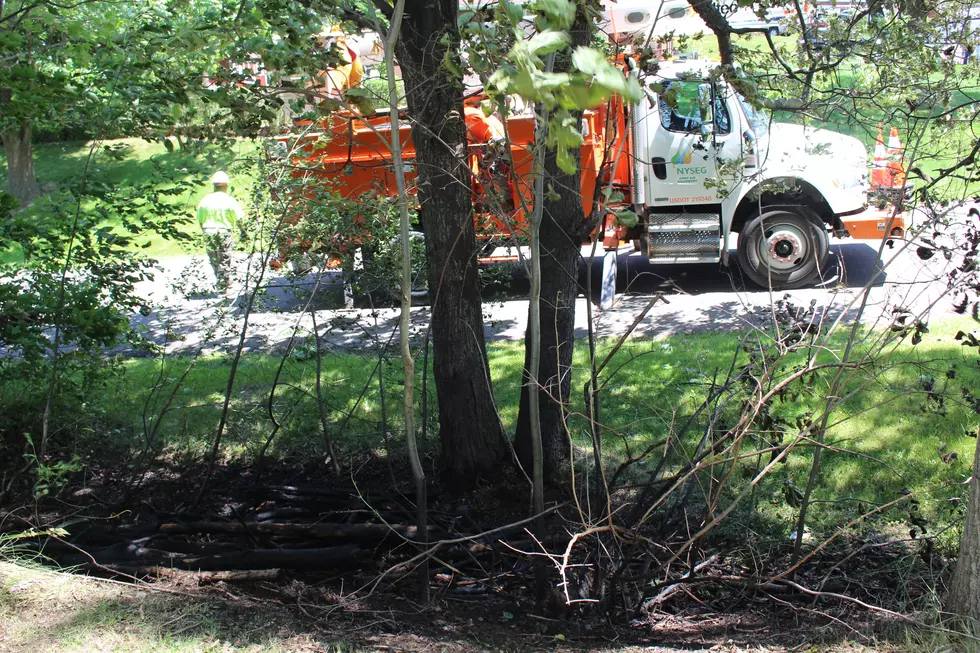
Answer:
[
  {"left": 462, "top": 0, "right": 641, "bottom": 174},
  {"left": 0, "top": 158, "right": 197, "bottom": 483},
  {"left": 269, "top": 166, "right": 426, "bottom": 300}
]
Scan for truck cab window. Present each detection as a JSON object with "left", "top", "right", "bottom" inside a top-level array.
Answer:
[
  {"left": 736, "top": 92, "right": 770, "bottom": 136},
  {"left": 713, "top": 96, "right": 731, "bottom": 134},
  {"left": 659, "top": 80, "right": 731, "bottom": 135}
]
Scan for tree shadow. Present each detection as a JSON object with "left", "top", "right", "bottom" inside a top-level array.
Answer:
[
  {"left": 586, "top": 241, "right": 887, "bottom": 302},
  {"left": 1, "top": 559, "right": 930, "bottom": 652}
]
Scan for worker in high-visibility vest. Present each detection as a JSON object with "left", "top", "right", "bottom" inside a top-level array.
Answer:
[
  {"left": 196, "top": 171, "right": 244, "bottom": 292},
  {"left": 464, "top": 95, "right": 505, "bottom": 144},
  {"left": 316, "top": 31, "right": 363, "bottom": 95}
]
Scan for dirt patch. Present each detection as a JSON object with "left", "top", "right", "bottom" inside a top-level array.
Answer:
[
  {"left": 0, "top": 458, "right": 950, "bottom": 652},
  {"left": 0, "top": 562, "right": 911, "bottom": 652}
]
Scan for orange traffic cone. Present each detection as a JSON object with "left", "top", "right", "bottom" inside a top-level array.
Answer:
[
  {"left": 885, "top": 126, "right": 906, "bottom": 188},
  {"left": 870, "top": 123, "right": 888, "bottom": 188}
]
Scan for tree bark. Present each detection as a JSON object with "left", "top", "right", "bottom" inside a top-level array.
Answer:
[
  {"left": 689, "top": 0, "right": 735, "bottom": 67},
  {"left": 513, "top": 21, "right": 591, "bottom": 483},
  {"left": 395, "top": 0, "right": 507, "bottom": 489},
  {"left": 947, "top": 436, "right": 980, "bottom": 620},
  {"left": 1, "top": 122, "right": 40, "bottom": 205},
  {"left": 514, "top": 190, "right": 582, "bottom": 480}
]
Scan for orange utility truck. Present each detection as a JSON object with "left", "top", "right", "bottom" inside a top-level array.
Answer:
[{"left": 272, "top": 55, "right": 902, "bottom": 290}]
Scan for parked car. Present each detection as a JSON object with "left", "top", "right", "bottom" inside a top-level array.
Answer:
[{"left": 728, "top": 10, "right": 787, "bottom": 36}]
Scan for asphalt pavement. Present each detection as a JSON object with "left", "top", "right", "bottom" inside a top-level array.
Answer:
[{"left": 130, "top": 218, "right": 969, "bottom": 356}]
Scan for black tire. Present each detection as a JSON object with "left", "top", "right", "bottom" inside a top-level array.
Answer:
[
  {"left": 768, "top": 27, "right": 778, "bottom": 37},
  {"left": 736, "top": 207, "right": 830, "bottom": 290}
]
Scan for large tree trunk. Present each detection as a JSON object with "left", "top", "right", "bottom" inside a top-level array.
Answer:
[
  {"left": 2, "top": 122, "right": 41, "bottom": 205},
  {"left": 513, "top": 17, "right": 592, "bottom": 482},
  {"left": 395, "top": 0, "right": 508, "bottom": 489},
  {"left": 513, "top": 185, "right": 583, "bottom": 480},
  {"left": 947, "top": 437, "right": 980, "bottom": 620}
]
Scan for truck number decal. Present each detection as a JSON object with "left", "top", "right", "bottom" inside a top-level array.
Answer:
[{"left": 669, "top": 195, "right": 714, "bottom": 204}]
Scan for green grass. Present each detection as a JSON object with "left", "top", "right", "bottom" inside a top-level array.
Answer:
[
  {"left": 36, "top": 317, "right": 974, "bottom": 539},
  {"left": 1, "top": 137, "right": 261, "bottom": 261},
  {"left": 782, "top": 61, "right": 980, "bottom": 197},
  {"left": 0, "top": 562, "right": 346, "bottom": 652},
  {"left": 3, "top": 313, "right": 979, "bottom": 651},
  {"left": 686, "top": 28, "right": 980, "bottom": 197}
]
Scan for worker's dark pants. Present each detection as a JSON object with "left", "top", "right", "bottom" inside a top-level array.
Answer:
[{"left": 203, "top": 230, "right": 234, "bottom": 292}]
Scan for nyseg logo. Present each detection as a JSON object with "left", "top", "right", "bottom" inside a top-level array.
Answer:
[
  {"left": 670, "top": 147, "right": 708, "bottom": 183},
  {"left": 671, "top": 149, "right": 693, "bottom": 165}
]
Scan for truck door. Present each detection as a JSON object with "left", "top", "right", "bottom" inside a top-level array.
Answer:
[{"left": 647, "top": 79, "right": 740, "bottom": 207}]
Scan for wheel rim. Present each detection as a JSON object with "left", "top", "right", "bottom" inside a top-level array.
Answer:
[{"left": 756, "top": 222, "right": 811, "bottom": 272}]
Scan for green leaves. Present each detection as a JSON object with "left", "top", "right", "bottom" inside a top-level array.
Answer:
[
  {"left": 783, "top": 479, "right": 804, "bottom": 508},
  {"left": 343, "top": 86, "right": 377, "bottom": 115},
  {"left": 528, "top": 31, "right": 570, "bottom": 57},
  {"left": 473, "top": 0, "right": 647, "bottom": 178},
  {"left": 547, "top": 110, "right": 584, "bottom": 174},
  {"left": 569, "top": 47, "right": 606, "bottom": 75},
  {"left": 614, "top": 209, "right": 638, "bottom": 228},
  {"left": 499, "top": 0, "right": 525, "bottom": 25},
  {"left": 532, "top": 0, "right": 575, "bottom": 31},
  {"left": 571, "top": 47, "right": 642, "bottom": 103}
]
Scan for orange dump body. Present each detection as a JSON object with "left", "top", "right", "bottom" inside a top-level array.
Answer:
[{"left": 273, "top": 97, "right": 634, "bottom": 255}]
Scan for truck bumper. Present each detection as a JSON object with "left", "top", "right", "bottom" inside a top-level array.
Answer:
[{"left": 839, "top": 207, "right": 906, "bottom": 240}]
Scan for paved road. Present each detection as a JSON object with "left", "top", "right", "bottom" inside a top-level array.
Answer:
[{"left": 130, "top": 215, "right": 968, "bottom": 356}]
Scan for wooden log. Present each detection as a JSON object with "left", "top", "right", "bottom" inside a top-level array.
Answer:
[
  {"left": 159, "top": 545, "right": 370, "bottom": 571},
  {"left": 252, "top": 507, "right": 314, "bottom": 522},
  {"left": 159, "top": 521, "right": 432, "bottom": 544},
  {"left": 254, "top": 486, "right": 359, "bottom": 499},
  {"left": 197, "top": 569, "right": 283, "bottom": 583},
  {"left": 252, "top": 493, "right": 357, "bottom": 511},
  {"left": 59, "top": 543, "right": 368, "bottom": 571},
  {"left": 150, "top": 539, "right": 245, "bottom": 555},
  {"left": 104, "top": 567, "right": 282, "bottom": 584}
]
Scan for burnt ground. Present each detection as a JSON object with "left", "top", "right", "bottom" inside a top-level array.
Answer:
[{"left": 0, "top": 456, "right": 952, "bottom": 652}]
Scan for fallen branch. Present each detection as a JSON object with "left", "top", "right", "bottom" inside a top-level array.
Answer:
[
  {"left": 159, "top": 520, "right": 432, "bottom": 543},
  {"left": 60, "top": 543, "right": 369, "bottom": 571},
  {"left": 112, "top": 567, "right": 283, "bottom": 584},
  {"left": 198, "top": 569, "right": 283, "bottom": 584}
]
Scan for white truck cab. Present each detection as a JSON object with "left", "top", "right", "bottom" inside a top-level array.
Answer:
[{"left": 629, "top": 59, "right": 870, "bottom": 289}]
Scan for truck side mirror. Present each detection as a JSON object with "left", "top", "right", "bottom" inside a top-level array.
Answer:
[{"left": 698, "top": 83, "right": 714, "bottom": 139}]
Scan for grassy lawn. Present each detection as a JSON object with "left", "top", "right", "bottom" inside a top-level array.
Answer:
[
  {"left": 701, "top": 30, "right": 980, "bottom": 197},
  {"left": 34, "top": 317, "right": 972, "bottom": 541},
  {"left": 0, "top": 137, "right": 261, "bottom": 261},
  {"left": 0, "top": 562, "right": 332, "bottom": 653}
]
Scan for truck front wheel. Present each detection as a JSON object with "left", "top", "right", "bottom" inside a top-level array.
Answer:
[{"left": 737, "top": 207, "right": 830, "bottom": 290}]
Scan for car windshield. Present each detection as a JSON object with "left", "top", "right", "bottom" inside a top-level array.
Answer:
[{"left": 737, "top": 93, "right": 771, "bottom": 136}]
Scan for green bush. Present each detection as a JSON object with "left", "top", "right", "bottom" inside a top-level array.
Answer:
[{"left": 0, "top": 164, "right": 196, "bottom": 491}]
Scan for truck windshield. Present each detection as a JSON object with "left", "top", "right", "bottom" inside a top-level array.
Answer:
[
  {"left": 657, "top": 80, "right": 731, "bottom": 135},
  {"left": 737, "top": 93, "right": 771, "bottom": 136}
]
